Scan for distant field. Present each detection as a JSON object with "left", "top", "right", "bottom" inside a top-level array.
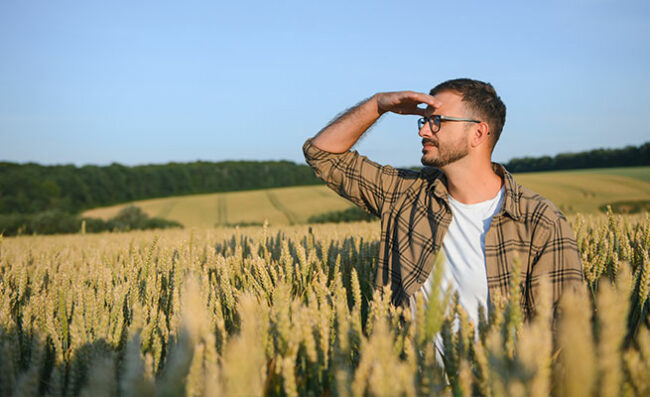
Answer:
[
  {"left": 513, "top": 166, "right": 650, "bottom": 214},
  {"left": 83, "top": 185, "right": 355, "bottom": 228},
  {"left": 82, "top": 167, "right": 650, "bottom": 227},
  {"left": 526, "top": 166, "right": 650, "bottom": 182}
]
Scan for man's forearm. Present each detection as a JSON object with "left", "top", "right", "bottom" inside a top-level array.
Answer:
[{"left": 311, "top": 95, "right": 383, "bottom": 153}]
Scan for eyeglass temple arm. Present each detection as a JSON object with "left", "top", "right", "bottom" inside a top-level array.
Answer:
[{"left": 438, "top": 115, "right": 481, "bottom": 123}]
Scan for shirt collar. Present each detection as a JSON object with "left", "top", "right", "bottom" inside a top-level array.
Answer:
[{"left": 429, "top": 162, "right": 521, "bottom": 221}]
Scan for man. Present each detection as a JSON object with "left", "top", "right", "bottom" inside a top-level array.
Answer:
[{"left": 302, "top": 78, "right": 584, "bottom": 331}]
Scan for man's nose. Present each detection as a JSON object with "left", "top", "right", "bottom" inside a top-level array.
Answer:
[{"left": 418, "top": 122, "right": 432, "bottom": 138}]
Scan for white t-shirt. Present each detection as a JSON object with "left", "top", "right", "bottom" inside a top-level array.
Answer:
[{"left": 410, "top": 185, "right": 504, "bottom": 363}]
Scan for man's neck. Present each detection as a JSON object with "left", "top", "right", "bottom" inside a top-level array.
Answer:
[{"left": 442, "top": 157, "right": 503, "bottom": 204}]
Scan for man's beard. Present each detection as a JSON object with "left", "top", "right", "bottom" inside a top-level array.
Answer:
[{"left": 421, "top": 138, "right": 470, "bottom": 167}]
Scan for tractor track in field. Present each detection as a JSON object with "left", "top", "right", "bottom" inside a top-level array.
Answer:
[
  {"left": 266, "top": 190, "right": 298, "bottom": 225},
  {"left": 156, "top": 200, "right": 178, "bottom": 219},
  {"left": 217, "top": 196, "right": 228, "bottom": 226}
]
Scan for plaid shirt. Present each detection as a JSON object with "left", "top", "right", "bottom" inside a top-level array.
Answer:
[{"left": 303, "top": 138, "right": 584, "bottom": 318}]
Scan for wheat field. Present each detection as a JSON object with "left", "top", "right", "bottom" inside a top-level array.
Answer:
[{"left": 1, "top": 209, "right": 650, "bottom": 396}]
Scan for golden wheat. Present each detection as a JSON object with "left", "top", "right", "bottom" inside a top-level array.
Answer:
[{"left": 0, "top": 212, "right": 648, "bottom": 396}]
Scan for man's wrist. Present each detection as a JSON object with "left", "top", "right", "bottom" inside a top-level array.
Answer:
[{"left": 371, "top": 94, "right": 386, "bottom": 116}]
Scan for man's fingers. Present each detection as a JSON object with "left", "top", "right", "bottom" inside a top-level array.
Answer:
[
  {"left": 379, "top": 91, "right": 441, "bottom": 115},
  {"left": 397, "top": 92, "right": 439, "bottom": 116},
  {"left": 409, "top": 107, "right": 427, "bottom": 116},
  {"left": 409, "top": 92, "right": 442, "bottom": 108}
]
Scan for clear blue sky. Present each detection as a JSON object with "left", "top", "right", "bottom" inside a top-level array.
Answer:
[{"left": 1, "top": 0, "right": 648, "bottom": 168}]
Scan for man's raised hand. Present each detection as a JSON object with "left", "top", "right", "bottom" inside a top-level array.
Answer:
[
  {"left": 375, "top": 91, "right": 441, "bottom": 116},
  {"left": 311, "top": 91, "right": 441, "bottom": 153}
]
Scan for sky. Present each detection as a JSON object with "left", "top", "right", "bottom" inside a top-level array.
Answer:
[{"left": 1, "top": 0, "right": 648, "bottom": 168}]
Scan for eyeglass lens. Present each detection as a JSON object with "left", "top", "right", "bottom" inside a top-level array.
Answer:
[{"left": 418, "top": 116, "right": 440, "bottom": 133}]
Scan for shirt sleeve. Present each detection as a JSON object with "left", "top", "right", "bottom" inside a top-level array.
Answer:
[
  {"left": 531, "top": 212, "right": 585, "bottom": 315},
  {"left": 302, "top": 138, "right": 416, "bottom": 217}
]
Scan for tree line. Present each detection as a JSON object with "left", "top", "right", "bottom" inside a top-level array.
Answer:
[
  {"left": 503, "top": 142, "right": 649, "bottom": 173},
  {"left": 0, "top": 160, "right": 322, "bottom": 215}
]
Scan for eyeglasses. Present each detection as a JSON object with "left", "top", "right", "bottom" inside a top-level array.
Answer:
[{"left": 417, "top": 115, "right": 483, "bottom": 134}]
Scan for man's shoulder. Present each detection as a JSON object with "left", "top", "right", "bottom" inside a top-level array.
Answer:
[
  {"left": 374, "top": 166, "right": 442, "bottom": 193},
  {"left": 302, "top": 137, "right": 440, "bottom": 193},
  {"left": 392, "top": 166, "right": 445, "bottom": 182},
  {"left": 386, "top": 166, "right": 446, "bottom": 193},
  {"left": 513, "top": 181, "right": 568, "bottom": 227}
]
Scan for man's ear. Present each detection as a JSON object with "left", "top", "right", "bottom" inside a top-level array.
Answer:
[{"left": 471, "top": 122, "right": 491, "bottom": 148}]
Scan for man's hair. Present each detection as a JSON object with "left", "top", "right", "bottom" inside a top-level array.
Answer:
[{"left": 429, "top": 78, "right": 506, "bottom": 151}]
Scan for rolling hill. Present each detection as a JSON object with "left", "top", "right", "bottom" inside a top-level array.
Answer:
[{"left": 82, "top": 166, "right": 650, "bottom": 227}]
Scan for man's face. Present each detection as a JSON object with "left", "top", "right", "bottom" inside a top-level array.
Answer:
[{"left": 419, "top": 90, "right": 472, "bottom": 168}]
